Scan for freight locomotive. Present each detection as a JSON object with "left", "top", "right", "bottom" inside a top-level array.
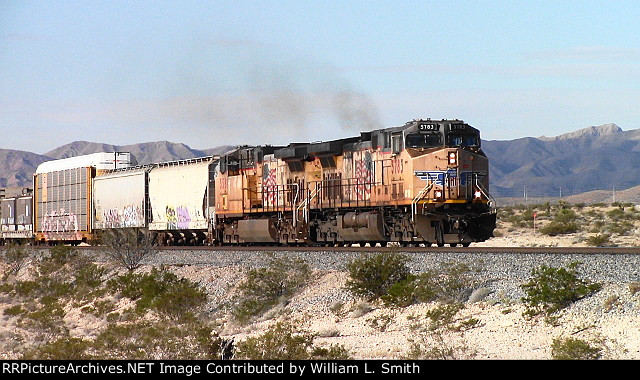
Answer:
[{"left": 0, "top": 119, "right": 496, "bottom": 247}]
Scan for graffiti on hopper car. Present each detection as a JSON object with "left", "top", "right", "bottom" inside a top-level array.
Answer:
[
  {"left": 102, "top": 205, "right": 144, "bottom": 228},
  {"left": 166, "top": 205, "right": 192, "bottom": 229}
]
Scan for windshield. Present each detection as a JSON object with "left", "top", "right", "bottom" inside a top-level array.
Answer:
[
  {"left": 448, "top": 134, "right": 479, "bottom": 147},
  {"left": 406, "top": 133, "right": 442, "bottom": 148}
]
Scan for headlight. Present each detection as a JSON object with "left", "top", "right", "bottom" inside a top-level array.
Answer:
[
  {"left": 448, "top": 151, "right": 457, "bottom": 165},
  {"left": 474, "top": 190, "right": 482, "bottom": 199},
  {"left": 434, "top": 190, "right": 443, "bottom": 199}
]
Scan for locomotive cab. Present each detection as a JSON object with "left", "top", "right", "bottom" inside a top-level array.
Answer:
[
  {"left": 404, "top": 119, "right": 482, "bottom": 152},
  {"left": 404, "top": 119, "right": 495, "bottom": 245}
]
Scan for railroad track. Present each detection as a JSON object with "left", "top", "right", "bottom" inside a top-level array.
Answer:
[
  {"left": 77, "top": 244, "right": 640, "bottom": 255},
  {"left": 182, "top": 245, "right": 640, "bottom": 254}
]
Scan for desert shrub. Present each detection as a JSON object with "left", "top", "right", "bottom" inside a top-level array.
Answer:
[
  {"left": 521, "top": 261, "right": 601, "bottom": 319},
  {"left": 606, "top": 220, "right": 634, "bottom": 236},
  {"left": 100, "top": 228, "right": 157, "bottom": 270},
  {"left": 585, "top": 234, "right": 612, "bottom": 247},
  {"left": 424, "top": 303, "right": 465, "bottom": 330},
  {"left": 345, "top": 251, "right": 411, "bottom": 301},
  {"left": 405, "top": 333, "right": 473, "bottom": 360},
  {"left": 1, "top": 246, "right": 220, "bottom": 360},
  {"left": 551, "top": 336, "right": 602, "bottom": 360},
  {"left": 540, "top": 208, "right": 580, "bottom": 235},
  {"left": 404, "top": 303, "right": 476, "bottom": 360},
  {"left": 382, "top": 275, "right": 427, "bottom": 307},
  {"left": 344, "top": 254, "right": 481, "bottom": 307},
  {"left": 90, "top": 320, "right": 220, "bottom": 360},
  {"left": 606, "top": 207, "right": 633, "bottom": 221},
  {"left": 23, "top": 319, "right": 221, "bottom": 360},
  {"left": 232, "top": 255, "right": 311, "bottom": 323},
  {"left": 583, "top": 209, "right": 600, "bottom": 218},
  {"left": 0, "top": 243, "right": 31, "bottom": 277},
  {"left": 107, "top": 267, "right": 207, "bottom": 319},
  {"left": 0, "top": 246, "right": 111, "bottom": 338},
  {"left": 234, "top": 321, "right": 350, "bottom": 360},
  {"left": 588, "top": 220, "right": 605, "bottom": 233},
  {"left": 498, "top": 206, "right": 515, "bottom": 218},
  {"left": 499, "top": 206, "right": 539, "bottom": 228},
  {"left": 381, "top": 261, "right": 481, "bottom": 307},
  {"left": 540, "top": 221, "right": 579, "bottom": 235},
  {"left": 21, "top": 337, "right": 94, "bottom": 360}
]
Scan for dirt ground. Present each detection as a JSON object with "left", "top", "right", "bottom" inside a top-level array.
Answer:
[{"left": 2, "top": 218, "right": 640, "bottom": 360}]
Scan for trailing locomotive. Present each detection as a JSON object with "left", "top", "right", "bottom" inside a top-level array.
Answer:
[
  {"left": 214, "top": 119, "right": 496, "bottom": 247},
  {"left": 0, "top": 119, "right": 496, "bottom": 247}
]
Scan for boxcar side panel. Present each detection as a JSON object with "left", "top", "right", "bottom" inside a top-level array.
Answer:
[
  {"left": 34, "top": 167, "right": 92, "bottom": 242},
  {"left": 1, "top": 198, "right": 16, "bottom": 232}
]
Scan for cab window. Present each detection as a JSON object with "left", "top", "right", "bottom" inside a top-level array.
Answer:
[
  {"left": 405, "top": 133, "right": 442, "bottom": 148},
  {"left": 448, "top": 134, "right": 479, "bottom": 147}
]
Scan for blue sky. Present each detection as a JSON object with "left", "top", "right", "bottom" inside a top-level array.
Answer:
[{"left": 2, "top": 0, "right": 640, "bottom": 153}]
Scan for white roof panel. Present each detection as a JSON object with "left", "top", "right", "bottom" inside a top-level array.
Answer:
[{"left": 35, "top": 152, "right": 135, "bottom": 174}]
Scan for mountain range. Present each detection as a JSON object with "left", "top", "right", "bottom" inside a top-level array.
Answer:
[
  {"left": 1, "top": 123, "right": 638, "bottom": 202},
  {"left": 481, "top": 123, "right": 639, "bottom": 199}
]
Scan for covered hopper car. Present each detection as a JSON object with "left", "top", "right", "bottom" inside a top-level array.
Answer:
[{"left": 93, "top": 157, "right": 217, "bottom": 246}]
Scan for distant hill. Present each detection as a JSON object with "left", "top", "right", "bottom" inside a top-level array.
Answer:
[
  {"left": 563, "top": 185, "right": 640, "bottom": 205},
  {"left": 0, "top": 149, "right": 51, "bottom": 188},
  {"left": 482, "top": 123, "right": 640, "bottom": 199}
]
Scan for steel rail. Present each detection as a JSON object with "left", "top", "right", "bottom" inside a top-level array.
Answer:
[{"left": 75, "top": 244, "right": 640, "bottom": 255}]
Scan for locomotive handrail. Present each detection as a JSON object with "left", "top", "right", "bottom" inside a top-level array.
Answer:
[
  {"left": 296, "top": 183, "right": 319, "bottom": 224},
  {"left": 242, "top": 184, "right": 297, "bottom": 213},
  {"left": 291, "top": 183, "right": 300, "bottom": 227},
  {"left": 474, "top": 174, "right": 497, "bottom": 212},
  {"left": 306, "top": 177, "right": 376, "bottom": 210},
  {"left": 411, "top": 180, "right": 434, "bottom": 223}
]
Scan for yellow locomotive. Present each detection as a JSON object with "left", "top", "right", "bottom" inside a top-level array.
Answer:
[{"left": 213, "top": 119, "right": 496, "bottom": 247}]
